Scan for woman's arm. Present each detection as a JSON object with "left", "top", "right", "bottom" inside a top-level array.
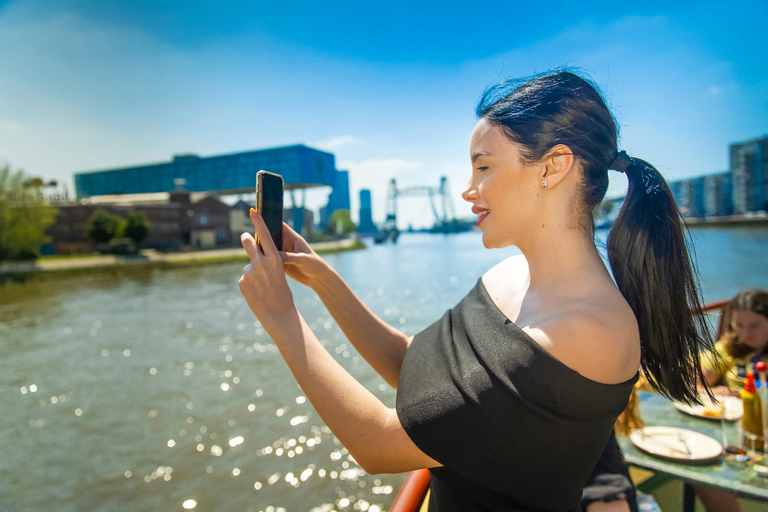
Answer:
[
  {"left": 280, "top": 223, "right": 411, "bottom": 388},
  {"left": 701, "top": 367, "right": 722, "bottom": 387},
  {"left": 311, "top": 269, "right": 411, "bottom": 388},
  {"left": 261, "top": 307, "right": 439, "bottom": 474},
  {"left": 698, "top": 364, "right": 740, "bottom": 396},
  {"left": 697, "top": 343, "right": 740, "bottom": 395},
  {"left": 239, "top": 214, "right": 439, "bottom": 474}
]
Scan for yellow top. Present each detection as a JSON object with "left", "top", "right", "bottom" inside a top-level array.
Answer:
[{"left": 701, "top": 339, "right": 762, "bottom": 390}]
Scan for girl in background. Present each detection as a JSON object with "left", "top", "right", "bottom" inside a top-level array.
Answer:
[{"left": 701, "top": 289, "right": 768, "bottom": 396}]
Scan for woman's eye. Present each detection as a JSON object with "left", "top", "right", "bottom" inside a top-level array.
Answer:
[{"left": 476, "top": 166, "right": 489, "bottom": 172}]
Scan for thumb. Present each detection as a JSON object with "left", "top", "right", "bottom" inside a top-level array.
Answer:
[{"left": 279, "top": 251, "right": 308, "bottom": 265}]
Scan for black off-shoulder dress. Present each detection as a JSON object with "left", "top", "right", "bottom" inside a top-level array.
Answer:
[{"left": 396, "top": 280, "right": 637, "bottom": 511}]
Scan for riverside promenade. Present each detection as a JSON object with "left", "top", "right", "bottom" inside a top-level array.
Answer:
[{"left": 0, "top": 238, "right": 364, "bottom": 283}]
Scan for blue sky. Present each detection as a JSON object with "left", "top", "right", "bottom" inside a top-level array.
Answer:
[{"left": 0, "top": 0, "right": 766, "bottom": 228}]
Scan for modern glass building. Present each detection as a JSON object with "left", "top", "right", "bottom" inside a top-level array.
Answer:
[
  {"left": 357, "top": 189, "right": 377, "bottom": 233},
  {"left": 731, "top": 136, "right": 767, "bottom": 214},
  {"left": 703, "top": 172, "right": 733, "bottom": 217},
  {"left": 325, "top": 170, "right": 350, "bottom": 217},
  {"left": 670, "top": 135, "right": 766, "bottom": 219},
  {"left": 74, "top": 145, "right": 348, "bottom": 205}
]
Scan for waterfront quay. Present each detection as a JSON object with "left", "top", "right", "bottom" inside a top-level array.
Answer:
[
  {"left": 682, "top": 213, "right": 768, "bottom": 228},
  {"left": 0, "top": 238, "right": 364, "bottom": 284}
]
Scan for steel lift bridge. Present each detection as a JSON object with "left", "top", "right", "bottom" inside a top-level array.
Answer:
[{"left": 382, "top": 176, "right": 464, "bottom": 241}]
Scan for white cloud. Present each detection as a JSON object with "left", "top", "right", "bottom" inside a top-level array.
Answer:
[
  {"left": 312, "top": 135, "right": 357, "bottom": 151},
  {"left": 340, "top": 158, "right": 421, "bottom": 177}
]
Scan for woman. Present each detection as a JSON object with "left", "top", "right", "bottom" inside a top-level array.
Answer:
[
  {"left": 238, "top": 70, "right": 711, "bottom": 511},
  {"left": 701, "top": 289, "right": 768, "bottom": 396}
]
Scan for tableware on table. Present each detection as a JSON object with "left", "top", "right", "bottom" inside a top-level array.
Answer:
[
  {"left": 674, "top": 395, "right": 743, "bottom": 421},
  {"left": 721, "top": 422, "right": 764, "bottom": 464},
  {"left": 630, "top": 426, "right": 723, "bottom": 464},
  {"left": 740, "top": 424, "right": 766, "bottom": 457}
]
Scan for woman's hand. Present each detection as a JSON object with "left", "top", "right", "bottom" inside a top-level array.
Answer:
[
  {"left": 279, "top": 222, "right": 333, "bottom": 289},
  {"left": 280, "top": 222, "right": 410, "bottom": 387},
  {"left": 239, "top": 211, "right": 295, "bottom": 326},
  {"left": 711, "top": 385, "right": 741, "bottom": 397}
]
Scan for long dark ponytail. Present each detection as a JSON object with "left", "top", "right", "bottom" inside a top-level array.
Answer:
[
  {"left": 607, "top": 156, "right": 711, "bottom": 404},
  {"left": 477, "top": 70, "right": 712, "bottom": 404}
]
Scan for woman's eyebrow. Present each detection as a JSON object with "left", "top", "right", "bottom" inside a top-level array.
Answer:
[{"left": 471, "top": 151, "right": 491, "bottom": 163}]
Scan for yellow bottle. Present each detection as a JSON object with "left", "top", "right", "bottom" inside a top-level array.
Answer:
[{"left": 741, "top": 371, "right": 764, "bottom": 452}]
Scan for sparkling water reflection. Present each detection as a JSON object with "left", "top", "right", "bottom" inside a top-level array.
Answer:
[{"left": 1, "top": 229, "right": 767, "bottom": 511}]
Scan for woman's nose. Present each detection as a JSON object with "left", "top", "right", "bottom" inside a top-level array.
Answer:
[{"left": 461, "top": 179, "right": 477, "bottom": 202}]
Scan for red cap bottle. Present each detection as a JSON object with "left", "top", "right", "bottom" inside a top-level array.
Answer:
[
  {"left": 745, "top": 372, "right": 758, "bottom": 394},
  {"left": 741, "top": 371, "right": 764, "bottom": 451}
]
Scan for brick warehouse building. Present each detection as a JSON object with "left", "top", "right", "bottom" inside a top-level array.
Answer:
[
  {"left": 47, "top": 190, "right": 232, "bottom": 254},
  {"left": 46, "top": 144, "right": 351, "bottom": 254}
]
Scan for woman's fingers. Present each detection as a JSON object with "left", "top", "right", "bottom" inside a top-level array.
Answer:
[
  {"left": 281, "top": 222, "right": 312, "bottom": 254},
  {"left": 241, "top": 232, "right": 262, "bottom": 262},
  {"left": 280, "top": 251, "right": 305, "bottom": 265},
  {"left": 282, "top": 222, "right": 299, "bottom": 237},
  {"left": 249, "top": 210, "right": 279, "bottom": 258}
]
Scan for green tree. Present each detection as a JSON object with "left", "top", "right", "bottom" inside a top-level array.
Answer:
[
  {"left": 124, "top": 211, "right": 151, "bottom": 248},
  {"left": 326, "top": 209, "right": 356, "bottom": 237},
  {"left": 0, "top": 164, "right": 58, "bottom": 261},
  {"left": 86, "top": 209, "right": 122, "bottom": 245}
]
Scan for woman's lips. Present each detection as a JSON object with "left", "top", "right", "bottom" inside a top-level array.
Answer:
[{"left": 472, "top": 206, "right": 490, "bottom": 226}]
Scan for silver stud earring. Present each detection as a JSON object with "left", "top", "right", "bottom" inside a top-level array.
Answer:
[{"left": 541, "top": 180, "right": 548, "bottom": 188}]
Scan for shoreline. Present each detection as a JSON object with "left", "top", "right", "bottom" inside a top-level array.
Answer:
[
  {"left": 0, "top": 238, "right": 366, "bottom": 284},
  {"left": 683, "top": 215, "right": 768, "bottom": 228}
]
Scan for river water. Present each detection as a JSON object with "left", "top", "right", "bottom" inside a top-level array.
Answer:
[{"left": 1, "top": 228, "right": 767, "bottom": 512}]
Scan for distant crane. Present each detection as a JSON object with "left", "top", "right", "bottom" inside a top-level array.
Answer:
[{"left": 381, "top": 176, "right": 466, "bottom": 242}]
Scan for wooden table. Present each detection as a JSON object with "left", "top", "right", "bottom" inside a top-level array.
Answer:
[{"left": 617, "top": 392, "right": 768, "bottom": 511}]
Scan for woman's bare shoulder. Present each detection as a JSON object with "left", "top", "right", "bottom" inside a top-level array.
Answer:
[
  {"left": 483, "top": 254, "right": 527, "bottom": 285},
  {"left": 526, "top": 287, "right": 641, "bottom": 384},
  {"left": 482, "top": 256, "right": 640, "bottom": 384}
]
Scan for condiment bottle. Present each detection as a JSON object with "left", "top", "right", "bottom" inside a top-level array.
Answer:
[
  {"left": 741, "top": 371, "right": 764, "bottom": 452},
  {"left": 756, "top": 361, "right": 768, "bottom": 391},
  {"left": 756, "top": 361, "right": 768, "bottom": 444}
]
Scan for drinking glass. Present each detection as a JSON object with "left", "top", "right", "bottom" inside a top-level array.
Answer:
[{"left": 721, "top": 398, "right": 764, "bottom": 464}]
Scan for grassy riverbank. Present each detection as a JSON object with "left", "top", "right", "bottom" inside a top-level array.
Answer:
[{"left": 0, "top": 238, "right": 366, "bottom": 284}]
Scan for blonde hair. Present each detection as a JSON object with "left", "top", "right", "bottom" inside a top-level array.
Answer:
[{"left": 614, "top": 385, "right": 644, "bottom": 436}]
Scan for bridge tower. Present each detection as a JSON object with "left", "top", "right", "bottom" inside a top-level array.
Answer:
[{"left": 383, "top": 176, "right": 465, "bottom": 241}]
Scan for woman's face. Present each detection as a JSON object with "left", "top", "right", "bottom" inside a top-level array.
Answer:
[
  {"left": 461, "top": 118, "right": 541, "bottom": 249},
  {"left": 731, "top": 310, "right": 768, "bottom": 352}
]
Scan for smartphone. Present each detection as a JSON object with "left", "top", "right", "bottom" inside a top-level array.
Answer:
[{"left": 256, "top": 170, "right": 284, "bottom": 251}]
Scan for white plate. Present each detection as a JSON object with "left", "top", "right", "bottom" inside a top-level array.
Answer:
[
  {"left": 674, "top": 396, "right": 743, "bottom": 421},
  {"left": 630, "top": 426, "right": 723, "bottom": 463}
]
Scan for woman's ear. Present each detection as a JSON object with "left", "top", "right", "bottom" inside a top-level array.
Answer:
[{"left": 540, "top": 145, "right": 576, "bottom": 188}]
